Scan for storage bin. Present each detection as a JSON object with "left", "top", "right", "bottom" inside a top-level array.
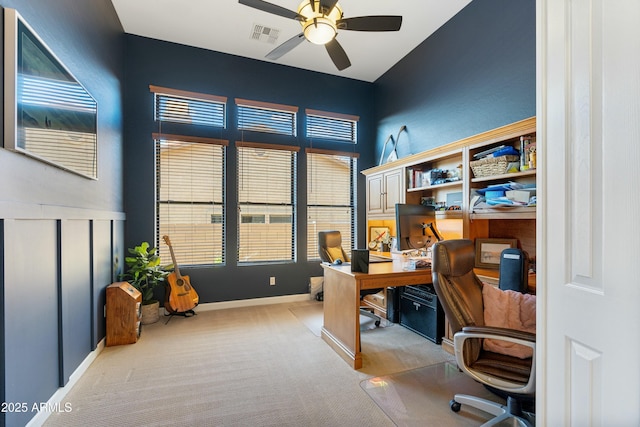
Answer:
[{"left": 470, "top": 155, "right": 519, "bottom": 178}]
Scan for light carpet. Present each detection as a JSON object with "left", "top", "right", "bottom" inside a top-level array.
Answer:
[
  {"left": 43, "top": 300, "right": 458, "bottom": 426},
  {"left": 289, "top": 302, "right": 454, "bottom": 377},
  {"left": 289, "top": 302, "right": 394, "bottom": 337}
]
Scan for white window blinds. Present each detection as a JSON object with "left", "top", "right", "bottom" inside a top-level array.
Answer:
[
  {"left": 237, "top": 142, "right": 299, "bottom": 263},
  {"left": 155, "top": 133, "right": 227, "bottom": 266},
  {"left": 151, "top": 85, "right": 226, "bottom": 127},
  {"left": 236, "top": 98, "right": 297, "bottom": 136},
  {"left": 306, "top": 149, "right": 358, "bottom": 260},
  {"left": 306, "top": 109, "right": 358, "bottom": 143}
]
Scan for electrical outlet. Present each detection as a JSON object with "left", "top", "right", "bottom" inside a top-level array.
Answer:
[{"left": 270, "top": 276, "right": 276, "bottom": 286}]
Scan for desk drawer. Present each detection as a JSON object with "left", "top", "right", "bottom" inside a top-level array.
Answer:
[{"left": 399, "top": 289, "right": 444, "bottom": 344}]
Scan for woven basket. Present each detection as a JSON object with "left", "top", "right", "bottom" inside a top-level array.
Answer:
[{"left": 470, "top": 155, "right": 519, "bottom": 178}]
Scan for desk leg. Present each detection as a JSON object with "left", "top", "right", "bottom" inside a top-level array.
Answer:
[{"left": 321, "top": 269, "right": 362, "bottom": 369}]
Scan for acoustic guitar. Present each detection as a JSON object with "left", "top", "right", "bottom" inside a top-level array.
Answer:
[{"left": 162, "top": 235, "right": 199, "bottom": 314}]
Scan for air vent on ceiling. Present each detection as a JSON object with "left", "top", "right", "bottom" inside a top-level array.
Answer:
[{"left": 250, "top": 24, "right": 280, "bottom": 44}]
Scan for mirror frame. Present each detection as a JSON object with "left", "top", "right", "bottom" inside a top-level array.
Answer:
[{"left": 4, "top": 8, "right": 98, "bottom": 179}]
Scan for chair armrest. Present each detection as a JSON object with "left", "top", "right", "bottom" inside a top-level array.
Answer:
[
  {"left": 462, "top": 325, "right": 536, "bottom": 343},
  {"left": 454, "top": 326, "right": 536, "bottom": 395}
]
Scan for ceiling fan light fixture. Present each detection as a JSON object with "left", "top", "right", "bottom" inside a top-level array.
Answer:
[
  {"left": 298, "top": 0, "right": 342, "bottom": 45},
  {"left": 303, "top": 17, "right": 336, "bottom": 44}
]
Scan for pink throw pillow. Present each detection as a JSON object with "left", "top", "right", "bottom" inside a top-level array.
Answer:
[{"left": 482, "top": 284, "right": 536, "bottom": 359}]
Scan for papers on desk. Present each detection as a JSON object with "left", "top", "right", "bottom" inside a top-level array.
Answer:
[{"left": 369, "top": 254, "right": 393, "bottom": 263}]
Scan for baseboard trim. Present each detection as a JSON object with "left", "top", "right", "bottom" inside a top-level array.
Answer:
[
  {"left": 27, "top": 338, "right": 106, "bottom": 427},
  {"left": 194, "top": 293, "right": 311, "bottom": 312}
]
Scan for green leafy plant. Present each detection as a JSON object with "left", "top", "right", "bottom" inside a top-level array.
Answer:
[{"left": 121, "top": 242, "right": 171, "bottom": 305}]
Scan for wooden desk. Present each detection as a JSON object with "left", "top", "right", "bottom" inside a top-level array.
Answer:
[{"left": 321, "top": 260, "right": 431, "bottom": 369}]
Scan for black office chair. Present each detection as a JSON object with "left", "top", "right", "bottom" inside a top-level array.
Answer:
[
  {"left": 318, "top": 230, "right": 382, "bottom": 327},
  {"left": 431, "top": 239, "right": 535, "bottom": 426}
]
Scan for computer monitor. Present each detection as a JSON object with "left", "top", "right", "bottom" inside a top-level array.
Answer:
[{"left": 395, "top": 203, "right": 442, "bottom": 251}]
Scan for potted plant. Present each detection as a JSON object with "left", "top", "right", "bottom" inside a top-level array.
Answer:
[{"left": 121, "top": 241, "right": 171, "bottom": 324}]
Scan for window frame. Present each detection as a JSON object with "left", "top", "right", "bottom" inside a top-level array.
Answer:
[
  {"left": 236, "top": 98, "right": 298, "bottom": 137},
  {"left": 305, "top": 108, "right": 359, "bottom": 144},
  {"left": 150, "top": 85, "right": 227, "bottom": 128},
  {"left": 306, "top": 148, "right": 358, "bottom": 261},
  {"left": 154, "top": 132, "right": 228, "bottom": 266},
  {"left": 236, "top": 141, "right": 300, "bottom": 264}
]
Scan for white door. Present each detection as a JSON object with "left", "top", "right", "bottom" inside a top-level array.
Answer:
[{"left": 538, "top": 1, "right": 640, "bottom": 425}]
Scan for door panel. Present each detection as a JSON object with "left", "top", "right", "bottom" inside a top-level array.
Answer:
[
  {"left": 539, "top": 0, "right": 640, "bottom": 425},
  {"left": 367, "top": 173, "right": 383, "bottom": 214},
  {"left": 383, "top": 169, "right": 402, "bottom": 212}
]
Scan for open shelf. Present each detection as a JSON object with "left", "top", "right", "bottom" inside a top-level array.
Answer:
[
  {"left": 470, "top": 206, "right": 536, "bottom": 220},
  {"left": 407, "top": 180, "right": 463, "bottom": 192},
  {"left": 435, "top": 210, "right": 463, "bottom": 219},
  {"left": 471, "top": 169, "right": 537, "bottom": 183}
]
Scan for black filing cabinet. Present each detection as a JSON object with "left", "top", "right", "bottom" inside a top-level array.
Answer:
[{"left": 399, "top": 285, "right": 445, "bottom": 344}]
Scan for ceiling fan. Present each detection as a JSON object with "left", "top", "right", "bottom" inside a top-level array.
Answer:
[{"left": 239, "top": 0, "right": 402, "bottom": 71}]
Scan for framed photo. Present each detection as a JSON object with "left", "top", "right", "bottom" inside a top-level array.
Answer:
[
  {"left": 368, "top": 226, "right": 390, "bottom": 245},
  {"left": 475, "top": 238, "right": 517, "bottom": 269},
  {"left": 4, "top": 8, "right": 98, "bottom": 179}
]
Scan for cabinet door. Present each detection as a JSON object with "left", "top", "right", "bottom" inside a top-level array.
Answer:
[
  {"left": 383, "top": 169, "right": 403, "bottom": 212},
  {"left": 366, "top": 173, "right": 384, "bottom": 214}
]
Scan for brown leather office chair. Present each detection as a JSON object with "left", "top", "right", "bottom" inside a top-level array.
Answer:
[
  {"left": 318, "top": 230, "right": 381, "bottom": 327},
  {"left": 431, "top": 239, "right": 535, "bottom": 426}
]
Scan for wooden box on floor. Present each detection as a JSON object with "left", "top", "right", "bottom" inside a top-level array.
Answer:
[{"left": 106, "top": 282, "right": 142, "bottom": 346}]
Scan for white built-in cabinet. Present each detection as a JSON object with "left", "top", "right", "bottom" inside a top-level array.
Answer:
[
  {"left": 366, "top": 168, "right": 404, "bottom": 217},
  {"left": 363, "top": 117, "right": 538, "bottom": 353},
  {"left": 364, "top": 117, "right": 536, "bottom": 247}
]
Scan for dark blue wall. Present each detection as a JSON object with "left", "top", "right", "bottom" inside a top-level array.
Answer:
[
  {"left": 0, "top": 1, "right": 124, "bottom": 426},
  {"left": 374, "top": 0, "right": 536, "bottom": 159},
  {"left": 123, "top": 35, "right": 376, "bottom": 304}
]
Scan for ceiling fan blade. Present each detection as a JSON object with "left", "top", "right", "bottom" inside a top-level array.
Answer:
[
  {"left": 337, "top": 16, "right": 403, "bottom": 31},
  {"left": 265, "top": 33, "right": 306, "bottom": 60},
  {"left": 325, "top": 38, "right": 351, "bottom": 71},
  {"left": 238, "top": 0, "right": 304, "bottom": 21},
  {"left": 319, "top": 0, "right": 339, "bottom": 13}
]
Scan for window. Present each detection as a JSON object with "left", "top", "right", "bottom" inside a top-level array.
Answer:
[
  {"left": 155, "top": 133, "right": 227, "bottom": 265},
  {"left": 306, "top": 109, "right": 359, "bottom": 143},
  {"left": 269, "top": 214, "right": 292, "bottom": 224},
  {"left": 237, "top": 142, "right": 299, "bottom": 263},
  {"left": 151, "top": 85, "right": 226, "bottom": 128},
  {"left": 236, "top": 98, "right": 297, "bottom": 136},
  {"left": 307, "top": 149, "right": 358, "bottom": 259},
  {"left": 241, "top": 214, "right": 266, "bottom": 224}
]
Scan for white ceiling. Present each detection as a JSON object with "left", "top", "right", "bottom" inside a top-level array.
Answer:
[{"left": 110, "top": 0, "right": 471, "bottom": 82}]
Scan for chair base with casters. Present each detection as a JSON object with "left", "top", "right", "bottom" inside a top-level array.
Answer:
[
  {"left": 359, "top": 289, "right": 382, "bottom": 327},
  {"left": 450, "top": 394, "right": 535, "bottom": 427},
  {"left": 360, "top": 307, "right": 381, "bottom": 327}
]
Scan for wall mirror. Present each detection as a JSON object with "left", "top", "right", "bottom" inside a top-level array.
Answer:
[{"left": 4, "top": 8, "right": 98, "bottom": 179}]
